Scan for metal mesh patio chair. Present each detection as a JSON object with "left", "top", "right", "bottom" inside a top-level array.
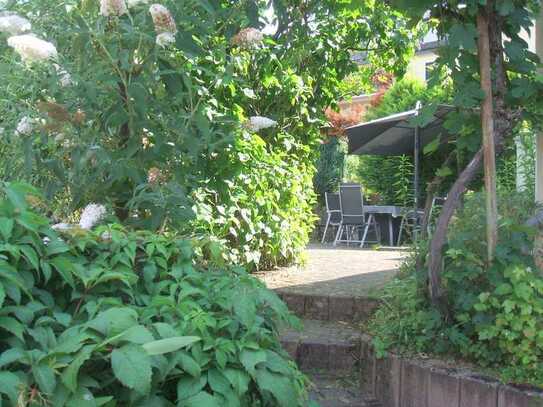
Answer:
[
  {"left": 321, "top": 192, "right": 342, "bottom": 244},
  {"left": 333, "top": 183, "right": 379, "bottom": 247},
  {"left": 396, "top": 209, "right": 423, "bottom": 246}
]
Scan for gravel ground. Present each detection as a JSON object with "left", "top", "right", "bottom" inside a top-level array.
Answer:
[{"left": 256, "top": 244, "right": 407, "bottom": 298}]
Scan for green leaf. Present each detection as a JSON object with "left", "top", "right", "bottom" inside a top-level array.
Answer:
[
  {"left": 0, "top": 283, "right": 5, "bottom": 308},
  {"left": 255, "top": 368, "right": 298, "bottom": 407},
  {"left": 111, "top": 344, "right": 152, "bottom": 394},
  {"left": 177, "top": 375, "right": 207, "bottom": 400},
  {"left": 19, "top": 245, "right": 39, "bottom": 271},
  {"left": 142, "top": 336, "right": 200, "bottom": 355},
  {"left": 223, "top": 368, "right": 250, "bottom": 396},
  {"left": 208, "top": 368, "right": 231, "bottom": 395},
  {"left": 240, "top": 349, "right": 267, "bottom": 376},
  {"left": 0, "top": 218, "right": 14, "bottom": 241},
  {"left": 122, "top": 325, "right": 155, "bottom": 344},
  {"left": 67, "top": 387, "right": 98, "bottom": 407},
  {"left": 0, "top": 348, "right": 24, "bottom": 368},
  {"left": 50, "top": 256, "right": 76, "bottom": 288},
  {"left": 33, "top": 362, "right": 57, "bottom": 394},
  {"left": 0, "top": 371, "right": 22, "bottom": 402},
  {"left": 178, "top": 352, "right": 201, "bottom": 377},
  {"left": 61, "top": 345, "right": 95, "bottom": 393},
  {"left": 233, "top": 294, "right": 256, "bottom": 327},
  {"left": 0, "top": 316, "right": 25, "bottom": 340},
  {"left": 448, "top": 23, "right": 477, "bottom": 51},
  {"left": 88, "top": 307, "right": 138, "bottom": 337},
  {"left": 184, "top": 391, "right": 221, "bottom": 407}
]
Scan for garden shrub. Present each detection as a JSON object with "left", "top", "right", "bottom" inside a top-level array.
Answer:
[
  {"left": 191, "top": 133, "right": 317, "bottom": 270},
  {"left": 369, "top": 190, "right": 543, "bottom": 386},
  {"left": 0, "top": 183, "right": 308, "bottom": 406}
]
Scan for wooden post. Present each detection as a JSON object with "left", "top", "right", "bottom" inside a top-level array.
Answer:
[{"left": 477, "top": 10, "right": 498, "bottom": 262}]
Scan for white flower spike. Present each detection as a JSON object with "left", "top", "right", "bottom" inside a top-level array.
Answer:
[
  {"left": 149, "top": 4, "right": 177, "bottom": 34},
  {"left": 246, "top": 116, "right": 278, "bottom": 132},
  {"left": 79, "top": 203, "right": 107, "bottom": 230},
  {"left": 156, "top": 32, "right": 175, "bottom": 47},
  {"left": 0, "top": 14, "right": 31, "bottom": 35},
  {"left": 8, "top": 35, "right": 57, "bottom": 63},
  {"left": 100, "top": 0, "right": 128, "bottom": 17},
  {"left": 15, "top": 116, "right": 34, "bottom": 136}
]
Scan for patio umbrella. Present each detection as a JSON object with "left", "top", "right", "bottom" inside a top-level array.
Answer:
[{"left": 345, "top": 103, "right": 454, "bottom": 208}]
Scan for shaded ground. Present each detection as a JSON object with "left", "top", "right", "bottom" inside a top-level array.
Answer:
[{"left": 257, "top": 244, "right": 406, "bottom": 298}]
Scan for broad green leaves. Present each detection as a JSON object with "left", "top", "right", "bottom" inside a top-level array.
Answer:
[
  {"left": 111, "top": 345, "right": 152, "bottom": 394},
  {"left": 142, "top": 336, "right": 201, "bottom": 356}
]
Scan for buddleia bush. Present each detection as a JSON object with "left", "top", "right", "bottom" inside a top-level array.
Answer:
[{"left": 0, "top": 183, "right": 308, "bottom": 406}]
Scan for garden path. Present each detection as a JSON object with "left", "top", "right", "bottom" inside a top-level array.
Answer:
[
  {"left": 258, "top": 244, "right": 406, "bottom": 406},
  {"left": 256, "top": 244, "right": 405, "bottom": 298}
]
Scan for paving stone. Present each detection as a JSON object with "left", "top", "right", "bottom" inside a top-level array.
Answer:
[
  {"left": 401, "top": 359, "right": 429, "bottom": 407},
  {"left": 428, "top": 368, "right": 460, "bottom": 407},
  {"left": 305, "top": 295, "right": 330, "bottom": 320},
  {"left": 329, "top": 296, "right": 355, "bottom": 322},
  {"left": 328, "top": 339, "right": 359, "bottom": 372},
  {"left": 459, "top": 374, "right": 499, "bottom": 407},
  {"left": 308, "top": 373, "right": 369, "bottom": 407},
  {"left": 498, "top": 384, "right": 543, "bottom": 407}
]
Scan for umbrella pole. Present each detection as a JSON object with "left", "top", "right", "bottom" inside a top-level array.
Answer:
[{"left": 414, "top": 125, "right": 420, "bottom": 210}]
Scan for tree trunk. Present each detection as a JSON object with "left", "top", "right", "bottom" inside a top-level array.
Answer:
[
  {"left": 427, "top": 2, "right": 516, "bottom": 315},
  {"left": 477, "top": 10, "right": 498, "bottom": 263}
]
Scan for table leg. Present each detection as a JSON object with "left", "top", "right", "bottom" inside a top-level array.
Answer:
[{"left": 389, "top": 216, "right": 394, "bottom": 246}]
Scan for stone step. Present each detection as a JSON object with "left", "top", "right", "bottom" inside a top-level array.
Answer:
[
  {"left": 281, "top": 319, "right": 361, "bottom": 373},
  {"left": 278, "top": 290, "right": 380, "bottom": 323},
  {"left": 308, "top": 373, "right": 372, "bottom": 407}
]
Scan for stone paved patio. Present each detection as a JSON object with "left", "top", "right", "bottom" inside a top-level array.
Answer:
[{"left": 257, "top": 244, "right": 406, "bottom": 298}]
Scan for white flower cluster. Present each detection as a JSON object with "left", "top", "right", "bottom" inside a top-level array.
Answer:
[
  {"left": 54, "top": 64, "right": 72, "bottom": 87},
  {"left": 79, "top": 203, "right": 107, "bottom": 230},
  {"left": 0, "top": 14, "right": 31, "bottom": 35},
  {"left": 100, "top": 0, "right": 128, "bottom": 17},
  {"left": 15, "top": 116, "right": 34, "bottom": 136},
  {"left": 7, "top": 34, "right": 57, "bottom": 63},
  {"left": 232, "top": 28, "right": 264, "bottom": 48},
  {"left": 149, "top": 4, "right": 177, "bottom": 47},
  {"left": 245, "top": 116, "right": 277, "bottom": 132}
]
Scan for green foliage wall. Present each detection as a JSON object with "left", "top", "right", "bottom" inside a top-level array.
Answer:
[
  {"left": 313, "top": 138, "right": 345, "bottom": 203},
  {"left": 0, "top": 0, "right": 417, "bottom": 268}
]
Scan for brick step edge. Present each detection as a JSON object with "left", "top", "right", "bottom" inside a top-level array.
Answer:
[
  {"left": 359, "top": 335, "right": 543, "bottom": 407},
  {"left": 281, "top": 333, "right": 360, "bottom": 373},
  {"left": 276, "top": 290, "right": 380, "bottom": 323}
]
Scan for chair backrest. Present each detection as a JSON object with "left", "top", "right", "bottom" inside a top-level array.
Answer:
[
  {"left": 325, "top": 192, "right": 340, "bottom": 213},
  {"left": 339, "top": 183, "right": 364, "bottom": 217}
]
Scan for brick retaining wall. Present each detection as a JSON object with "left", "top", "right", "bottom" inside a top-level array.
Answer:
[{"left": 359, "top": 335, "right": 543, "bottom": 407}]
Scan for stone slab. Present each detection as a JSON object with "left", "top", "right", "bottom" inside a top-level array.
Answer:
[
  {"left": 459, "top": 375, "right": 499, "bottom": 407},
  {"left": 305, "top": 295, "right": 330, "bottom": 320},
  {"left": 353, "top": 297, "right": 380, "bottom": 323},
  {"left": 428, "top": 368, "right": 460, "bottom": 407},
  {"left": 281, "top": 292, "right": 305, "bottom": 316},
  {"left": 401, "top": 359, "right": 428, "bottom": 407},
  {"left": 498, "top": 384, "right": 543, "bottom": 407},
  {"left": 329, "top": 296, "right": 355, "bottom": 322}
]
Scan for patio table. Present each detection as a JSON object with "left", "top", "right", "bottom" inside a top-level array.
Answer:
[{"left": 364, "top": 205, "right": 407, "bottom": 246}]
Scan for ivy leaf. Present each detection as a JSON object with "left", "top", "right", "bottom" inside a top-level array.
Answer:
[
  {"left": 142, "top": 336, "right": 200, "bottom": 355},
  {"left": 177, "top": 375, "right": 207, "bottom": 400},
  {"left": 111, "top": 344, "right": 152, "bottom": 394}
]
